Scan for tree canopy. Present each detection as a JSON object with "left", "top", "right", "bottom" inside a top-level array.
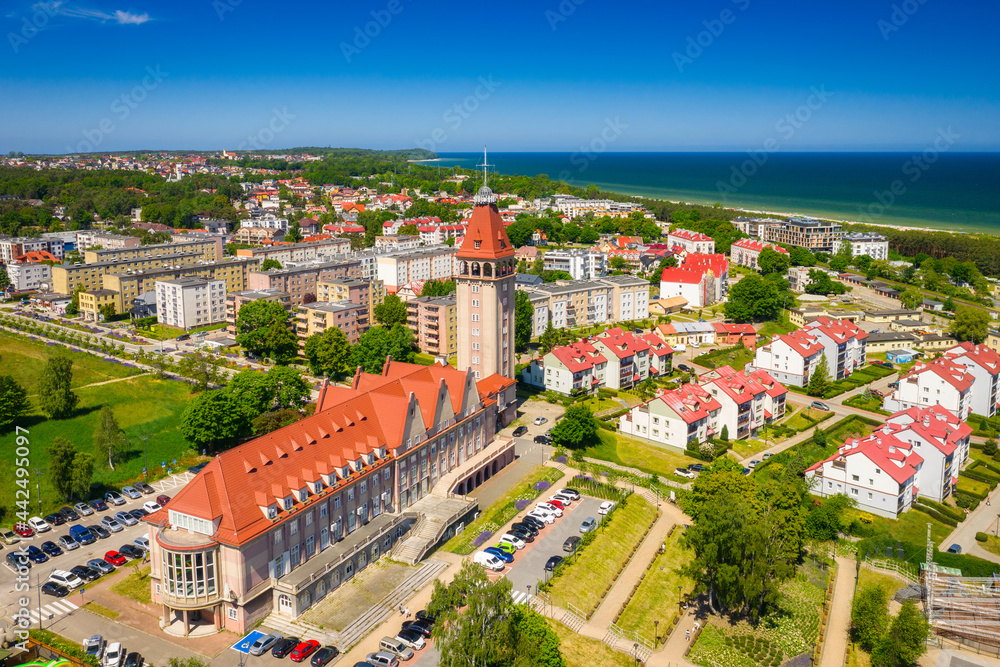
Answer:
[
  {"left": 304, "top": 327, "right": 351, "bottom": 378},
  {"left": 0, "top": 374, "right": 29, "bottom": 432},
  {"left": 514, "top": 290, "right": 534, "bottom": 353},
  {"left": 37, "top": 354, "right": 78, "bottom": 419},
  {"left": 373, "top": 294, "right": 408, "bottom": 327},
  {"left": 349, "top": 324, "right": 415, "bottom": 373},
  {"left": 235, "top": 299, "right": 298, "bottom": 364},
  {"left": 724, "top": 274, "right": 782, "bottom": 322},
  {"left": 550, "top": 405, "right": 599, "bottom": 449},
  {"left": 950, "top": 306, "right": 990, "bottom": 344},
  {"left": 758, "top": 247, "right": 790, "bottom": 275}
]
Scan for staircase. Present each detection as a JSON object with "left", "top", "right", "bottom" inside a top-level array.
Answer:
[
  {"left": 392, "top": 494, "right": 476, "bottom": 564},
  {"left": 559, "top": 609, "right": 585, "bottom": 633},
  {"left": 259, "top": 612, "right": 330, "bottom": 644}
]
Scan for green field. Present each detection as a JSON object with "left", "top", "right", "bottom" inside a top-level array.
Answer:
[
  {"left": 616, "top": 526, "right": 696, "bottom": 640},
  {"left": 693, "top": 345, "right": 754, "bottom": 371},
  {"left": 547, "top": 620, "right": 634, "bottom": 667},
  {"left": 547, "top": 496, "right": 658, "bottom": 616},
  {"left": 0, "top": 330, "right": 142, "bottom": 393},
  {"left": 587, "top": 430, "right": 702, "bottom": 483},
  {"left": 0, "top": 374, "right": 198, "bottom": 522}
]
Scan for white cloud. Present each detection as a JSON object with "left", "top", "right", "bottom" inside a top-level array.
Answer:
[
  {"left": 31, "top": 2, "right": 151, "bottom": 25},
  {"left": 112, "top": 9, "right": 149, "bottom": 24}
]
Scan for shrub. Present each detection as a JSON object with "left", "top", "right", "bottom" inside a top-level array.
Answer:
[
  {"left": 911, "top": 504, "right": 958, "bottom": 527},
  {"left": 976, "top": 532, "right": 988, "bottom": 542}
]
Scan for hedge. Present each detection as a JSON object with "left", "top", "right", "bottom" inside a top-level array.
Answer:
[
  {"left": 911, "top": 504, "right": 959, "bottom": 527},
  {"left": 30, "top": 629, "right": 101, "bottom": 667},
  {"left": 598, "top": 387, "right": 620, "bottom": 398},
  {"left": 976, "top": 532, "right": 989, "bottom": 542},
  {"left": 914, "top": 498, "right": 965, "bottom": 523}
]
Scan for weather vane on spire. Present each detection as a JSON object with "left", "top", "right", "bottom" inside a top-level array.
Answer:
[
  {"left": 476, "top": 145, "right": 493, "bottom": 189},
  {"left": 473, "top": 145, "right": 498, "bottom": 206}
]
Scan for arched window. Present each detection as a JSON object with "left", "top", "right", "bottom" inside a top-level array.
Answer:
[
  {"left": 461, "top": 261, "right": 469, "bottom": 275},
  {"left": 278, "top": 594, "right": 292, "bottom": 614},
  {"left": 484, "top": 263, "right": 493, "bottom": 277},
  {"left": 472, "top": 262, "right": 481, "bottom": 276}
]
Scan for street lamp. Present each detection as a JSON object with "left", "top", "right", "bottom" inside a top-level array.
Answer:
[
  {"left": 32, "top": 467, "right": 46, "bottom": 515},
  {"left": 633, "top": 643, "right": 640, "bottom": 666},
  {"left": 654, "top": 620, "right": 659, "bottom": 645}
]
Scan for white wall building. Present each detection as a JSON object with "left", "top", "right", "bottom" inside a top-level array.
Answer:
[
  {"left": 942, "top": 342, "right": 1000, "bottom": 417},
  {"left": 619, "top": 384, "right": 722, "bottom": 452},
  {"left": 729, "top": 238, "right": 789, "bottom": 271},
  {"left": 883, "top": 357, "right": 974, "bottom": 420},
  {"left": 375, "top": 246, "right": 457, "bottom": 293},
  {"left": 155, "top": 277, "right": 227, "bottom": 329},
  {"left": 6, "top": 260, "right": 52, "bottom": 291},
  {"left": 749, "top": 328, "right": 826, "bottom": 387},
  {"left": 667, "top": 229, "right": 715, "bottom": 255},
  {"left": 700, "top": 366, "right": 788, "bottom": 441},
  {"left": 542, "top": 248, "right": 607, "bottom": 280},
  {"left": 834, "top": 232, "right": 888, "bottom": 261},
  {"left": 659, "top": 267, "right": 714, "bottom": 309},
  {"left": 800, "top": 317, "right": 868, "bottom": 381}
]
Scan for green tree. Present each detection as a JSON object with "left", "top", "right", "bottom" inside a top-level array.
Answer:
[
  {"left": 70, "top": 452, "right": 95, "bottom": 500},
  {"left": 260, "top": 258, "right": 283, "bottom": 271},
  {"left": 373, "top": 294, "right": 408, "bottom": 327},
  {"left": 284, "top": 220, "right": 302, "bottom": 243},
  {"left": 829, "top": 256, "right": 849, "bottom": 272},
  {"left": 899, "top": 288, "right": 923, "bottom": 310},
  {"left": 549, "top": 405, "right": 599, "bottom": 449},
  {"left": 99, "top": 303, "right": 116, "bottom": 322},
  {"left": 789, "top": 247, "right": 816, "bottom": 267},
  {"left": 0, "top": 265, "right": 10, "bottom": 290},
  {"left": 252, "top": 408, "right": 302, "bottom": 435},
  {"left": 724, "top": 274, "right": 781, "bottom": 322},
  {"left": 226, "top": 366, "right": 309, "bottom": 419},
  {"left": 421, "top": 279, "right": 456, "bottom": 297},
  {"left": 949, "top": 306, "right": 990, "bottom": 344},
  {"left": 397, "top": 223, "right": 420, "bottom": 236},
  {"left": 49, "top": 437, "right": 79, "bottom": 501},
  {"left": 758, "top": 247, "right": 790, "bottom": 275},
  {"left": 813, "top": 426, "right": 827, "bottom": 448},
  {"left": 37, "top": 354, "right": 78, "bottom": 419},
  {"left": 514, "top": 290, "right": 533, "bottom": 353},
  {"left": 806, "top": 270, "right": 848, "bottom": 295},
  {"left": 180, "top": 389, "right": 250, "bottom": 449},
  {"left": 304, "top": 327, "right": 351, "bottom": 378},
  {"left": 942, "top": 296, "right": 956, "bottom": 312},
  {"left": 720, "top": 424, "right": 729, "bottom": 441},
  {"left": 0, "top": 374, "right": 30, "bottom": 432},
  {"left": 805, "top": 493, "right": 853, "bottom": 540},
  {"left": 872, "top": 601, "right": 928, "bottom": 667},
  {"left": 807, "top": 354, "right": 830, "bottom": 397},
  {"left": 983, "top": 439, "right": 998, "bottom": 456},
  {"left": 349, "top": 324, "right": 415, "bottom": 373},
  {"left": 65, "top": 285, "right": 85, "bottom": 316},
  {"left": 176, "top": 351, "right": 224, "bottom": 391},
  {"left": 609, "top": 256, "right": 629, "bottom": 271},
  {"left": 851, "top": 584, "right": 891, "bottom": 652},
  {"left": 512, "top": 607, "right": 565, "bottom": 667},
  {"left": 93, "top": 405, "right": 129, "bottom": 471},
  {"left": 235, "top": 300, "right": 298, "bottom": 363}
]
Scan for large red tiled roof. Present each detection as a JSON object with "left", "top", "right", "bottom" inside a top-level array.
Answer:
[
  {"left": 457, "top": 199, "right": 515, "bottom": 260},
  {"left": 594, "top": 327, "right": 651, "bottom": 360},
  {"left": 549, "top": 341, "right": 607, "bottom": 373},
  {"left": 731, "top": 238, "right": 788, "bottom": 254},
  {"left": 668, "top": 229, "right": 712, "bottom": 243},
  {"left": 946, "top": 342, "right": 1000, "bottom": 374},
  {"left": 807, "top": 431, "right": 923, "bottom": 485},
  {"left": 902, "top": 357, "right": 974, "bottom": 393},
  {"left": 660, "top": 267, "right": 706, "bottom": 285},
  {"left": 658, "top": 384, "right": 722, "bottom": 424}
]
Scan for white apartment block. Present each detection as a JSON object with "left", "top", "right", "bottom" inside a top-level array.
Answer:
[
  {"left": 941, "top": 342, "right": 1000, "bottom": 417},
  {"left": 800, "top": 317, "right": 869, "bottom": 381},
  {"left": 619, "top": 384, "right": 722, "bottom": 452},
  {"left": 834, "top": 232, "right": 888, "bottom": 261},
  {"left": 885, "top": 405, "right": 972, "bottom": 502},
  {"left": 6, "top": 261, "right": 52, "bottom": 291},
  {"left": 659, "top": 267, "right": 714, "bottom": 309},
  {"left": 883, "top": 357, "right": 974, "bottom": 421},
  {"left": 729, "top": 238, "right": 789, "bottom": 271},
  {"left": 667, "top": 229, "right": 715, "bottom": 255},
  {"left": 597, "top": 275, "right": 650, "bottom": 322},
  {"left": 700, "top": 365, "right": 788, "bottom": 441},
  {"left": 0, "top": 237, "right": 65, "bottom": 263},
  {"left": 375, "top": 246, "right": 458, "bottom": 293},
  {"left": 75, "top": 231, "right": 139, "bottom": 251},
  {"left": 243, "top": 214, "right": 289, "bottom": 231},
  {"left": 750, "top": 328, "right": 826, "bottom": 387},
  {"left": 542, "top": 248, "right": 607, "bottom": 281},
  {"left": 375, "top": 235, "right": 421, "bottom": 252},
  {"left": 155, "top": 277, "right": 227, "bottom": 329}
]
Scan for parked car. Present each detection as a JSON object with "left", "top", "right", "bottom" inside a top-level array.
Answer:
[
  {"left": 5, "top": 551, "right": 30, "bottom": 571},
  {"left": 133, "top": 536, "right": 151, "bottom": 552},
  {"left": 58, "top": 506, "right": 80, "bottom": 522},
  {"left": 533, "top": 435, "right": 551, "bottom": 445},
  {"left": 155, "top": 494, "right": 171, "bottom": 506},
  {"left": 188, "top": 462, "right": 209, "bottom": 474},
  {"left": 44, "top": 513, "right": 66, "bottom": 526},
  {"left": 520, "top": 515, "right": 545, "bottom": 530},
  {"left": 88, "top": 499, "right": 109, "bottom": 512},
  {"left": 83, "top": 635, "right": 105, "bottom": 660},
  {"left": 365, "top": 652, "right": 400, "bottom": 667},
  {"left": 290, "top": 640, "right": 320, "bottom": 663},
  {"left": 104, "top": 643, "right": 124, "bottom": 667},
  {"left": 498, "top": 534, "right": 525, "bottom": 550},
  {"left": 554, "top": 488, "right": 580, "bottom": 500},
  {"left": 579, "top": 517, "right": 597, "bottom": 533},
  {"left": 473, "top": 551, "right": 505, "bottom": 571},
  {"left": 249, "top": 634, "right": 282, "bottom": 656},
  {"left": 401, "top": 619, "right": 433, "bottom": 638},
  {"left": 810, "top": 401, "right": 831, "bottom": 411},
  {"left": 271, "top": 637, "right": 299, "bottom": 659},
  {"left": 748, "top": 460, "right": 760, "bottom": 469},
  {"left": 87, "top": 558, "right": 115, "bottom": 575},
  {"left": 533, "top": 416, "right": 548, "bottom": 425},
  {"left": 104, "top": 550, "right": 127, "bottom": 566},
  {"left": 378, "top": 636, "right": 413, "bottom": 662},
  {"left": 41, "top": 581, "right": 69, "bottom": 597},
  {"left": 483, "top": 546, "right": 514, "bottom": 563},
  {"left": 74, "top": 502, "right": 95, "bottom": 517},
  {"left": 598, "top": 501, "right": 616, "bottom": 515},
  {"left": 70, "top": 525, "right": 97, "bottom": 545},
  {"left": 115, "top": 511, "right": 138, "bottom": 527},
  {"left": 874, "top": 361, "right": 894, "bottom": 368},
  {"left": 48, "top": 569, "right": 84, "bottom": 589},
  {"left": 508, "top": 527, "right": 534, "bottom": 543},
  {"left": 687, "top": 463, "right": 706, "bottom": 472},
  {"left": 310, "top": 646, "right": 339, "bottom": 667},
  {"left": 123, "top": 652, "right": 143, "bottom": 667},
  {"left": 89, "top": 524, "right": 111, "bottom": 539},
  {"left": 104, "top": 492, "right": 126, "bottom": 507},
  {"left": 28, "top": 516, "right": 51, "bottom": 533},
  {"left": 544, "top": 555, "right": 564, "bottom": 571},
  {"left": 119, "top": 544, "right": 144, "bottom": 560},
  {"left": 677, "top": 363, "right": 691, "bottom": 372},
  {"left": 71, "top": 564, "right": 102, "bottom": 582},
  {"left": 512, "top": 426, "right": 528, "bottom": 437},
  {"left": 58, "top": 534, "right": 80, "bottom": 551},
  {"left": 548, "top": 494, "right": 573, "bottom": 506},
  {"left": 491, "top": 542, "right": 516, "bottom": 556},
  {"left": 946, "top": 544, "right": 962, "bottom": 554},
  {"left": 544, "top": 499, "right": 566, "bottom": 511},
  {"left": 13, "top": 523, "right": 35, "bottom": 538},
  {"left": 563, "top": 536, "right": 581, "bottom": 552},
  {"left": 0, "top": 528, "right": 19, "bottom": 545},
  {"left": 526, "top": 510, "right": 554, "bottom": 525},
  {"left": 870, "top": 389, "right": 885, "bottom": 398},
  {"left": 136, "top": 482, "right": 155, "bottom": 495},
  {"left": 395, "top": 628, "right": 426, "bottom": 651},
  {"left": 888, "top": 381, "right": 899, "bottom": 390},
  {"left": 101, "top": 517, "right": 124, "bottom": 533},
  {"left": 535, "top": 502, "right": 563, "bottom": 517},
  {"left": 762, "top": 453, "right": 773, "bottom": 460},
  {"left": 415, "top": 609, "right": 437, "bottom": 624},
  {"left": 743, "top": 467, "right": 752, "bottom": 475},
  {"left": 510, "top": 522, "right": 538, "bottom": 537},
  {"left": 674, "top": 467, "right": 696, "bottom": 479},
  {"left": 142, "top": 501, "right": 162, "bottom": 514},
  {"left": 128, "top": 509, "right": 148, "bottom": 521},
  {"left": 121, "top": 486, "right": 142, "bottom": 500},
  {"left": 40, "top": 540, "right": 63, "bottom": 557}
]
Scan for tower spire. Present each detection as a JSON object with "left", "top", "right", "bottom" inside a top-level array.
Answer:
[{"left": 473, "top": 145, "right": 497, "bottom": 206}]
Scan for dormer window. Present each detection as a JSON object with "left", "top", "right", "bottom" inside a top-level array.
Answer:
[
  {"left": 314, "top": 481, "right": 323, "bottom": 493},
  {"left": 474, "top": 241, "right": 481, "bottom": 249},
  {"left": 283, "top": 496, "right": 294, "bottom": 510}
]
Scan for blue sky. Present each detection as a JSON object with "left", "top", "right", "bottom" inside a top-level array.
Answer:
[{"left": 2, "top": 0, "right": 998, "bottom": 153}]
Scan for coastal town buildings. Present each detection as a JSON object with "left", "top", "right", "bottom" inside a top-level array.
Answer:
[
  {"left": 226, "top": 289, "right": 292, "bottom": 333},
  {"left": 759, "top": 217, "right": 843, "bottom": 253},
  {"left": 883, "top": 357, "right": 975, "bottom": 420},
  {"left": 729, "top": 238, "right": 789, "bottom": 271},
  {"left": 618, "top": 383, "right": 722, "bottom": 451},
  {"left": 294, "top": 301, "right": 366, "bottom": 344},
  {"left": 541, "top": 248, "right": 606, "bottom": 280},
  {"left": 375, "top": 246, "right": 457, "bottom": 294},
  {"left": 834, "top": 232, "right": 889, "bottom": 260},
  {"left": 666, "top": 229, "right": 715, "bottom": 255},
  {"left": 407, "top": 295, "right": 458, "bottom": 357},
  {"left": 155, "top": 277, "right": 227, "bottom": 330}
]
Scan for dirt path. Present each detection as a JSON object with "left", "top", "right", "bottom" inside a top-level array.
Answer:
[
  {"left": 75, "top": 372, "right": 151, "bottom": 390},
  {"left": 820, "top": 557, "right": 858, "bottom": 667}
]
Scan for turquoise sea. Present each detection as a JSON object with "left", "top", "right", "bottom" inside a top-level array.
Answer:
[{"left": 424, "top": 152, "right": 1000, "bottom": 235}]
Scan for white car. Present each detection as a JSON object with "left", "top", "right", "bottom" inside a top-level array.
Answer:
[
  {"left": 473, "top": 550, "right": 505, "bottom": 571},
  {"left": 526, "top": 510, "right": 555, "bottom": 525},
  {"left": 48, "top": 569, "right": 84, "bottom": 590},
  {"left": 498, "top": 534, "right": 525, "bottom": 550},
  {"left": 554, "top": 488, "right": 580, "bottom": 501},
  {"left": 133, "top": 536, "right": 150, "bottom": 552},
  {"left": 142, "top": 501, "right": 162, "bottom": 514},
  {"left": 673, "top": 344, "right": 687, "bottom": 353},
  {"left": 103, "top": 642, "right": 123, "bottom": 667},
  {"left": 535, "top": 502, "right": 563, "bottom": 517},
  {"left": 674, "top": 467, "right": 696, "bottom": 479},
  {"left": 28, "top": 516, "right": 51, "bottom": 533},
  {"left": 549, "top": 494, "right": 573, "bottom": 506},
  {"left": 533, "top": 416, "right": 548, "bottom": 425},
  {"left": 598, "top": 501, "right": 616, "bottom": 515}
]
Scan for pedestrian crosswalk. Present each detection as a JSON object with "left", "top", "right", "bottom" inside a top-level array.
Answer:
[
  {"left": 29, "top": 599, "right": 78, "bottom": 622},
  {"left": 510, "top": 591, "right": 533, "bottom": 606}
]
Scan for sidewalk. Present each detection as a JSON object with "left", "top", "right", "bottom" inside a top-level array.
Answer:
[
  {"left": 820, "top": 557, "right": 858, "bottom": 667},
  {"left": 941, "top": 485, "right": 1000, "bottom": 561}
]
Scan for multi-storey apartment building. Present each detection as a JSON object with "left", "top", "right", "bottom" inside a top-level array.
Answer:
[
  {"left": 597, "top": 275, "right": 650, "bottom": 322},
  {"left": 78, "top": 289, "right": 119, "bottom": 322},
  {"left": 100, "top": 258, "right": 258, "bottom": 315},
  {"left": 295, "top": 301, "right": 366, "bottom": 344},
  {"left": 749, "top": 327, "right": 827, "bottom": 387},
  {"left": 940, "top": 342, "right": 1000, "bottom": 418},
  {"left": 83, "top": 238, "right": 218, "bottom": 264},
  {"left": 234, "top": 238, "right": 352, "bottom": 265},
  {"left": 74, "top": 231, "right": 140, "bottom": 251},
  {"left": 374, "top": 235, "right": 421, "bottom": 252},
  {"left": 144, "top": 360, "right": 513, "bottom": 635},
  {"left": 800, "top": 317, "right": 868, "bottom": 381},
  {"left": 659, "top": 267, "right": 715, "bottom": 309},
  {"left": 155, "top": 277, "right": 227, "bottom": 329},
  {"left": 666, "top": 229, "right": 715, "bottom": 255},
  {"left": 227, "top": 289, "right": 292, "bottom": 333},
  {"left": 248, "top": 261, "right": 364, "bottom": 306},
  {"left": 519, "top": 280, "right": 611, "bottom": 334},
  {"left": 834, "top": 232, "right": 888, "bottom": 261},
  {"left": 618, "top": 384, "right": 722, "bottom": 452},
  {"left": 376, "top": 246, "right": 457, "bottom": 294},
  {"left": 700, "top": 365, "right": 788, "bottom": 441},
  {"left": 316, "top": 278, "right": 385, "bottom": 330},
  {"left": 0, "top": 236, "right": 65, "bottom": 263},
  {"left": 52, "top": 252, "right": 207, "bottom": 294},
  {"left": 729, "top": 238, "right": 789, "bottom": 271},
  {"left": 760, "top": 217, "right": 843, "bottom": 253},
  {"left": 5, "top": 253, "right": 54, "bottom": 290},
  {"left": 883, "top": 357, "right": 974, "bottom": 420},
  {"left": 406, "top": 296, "right": 458, "bottom": 357},
  {"left": 542, "top": 248, "right": 606, "bottom": 281}
]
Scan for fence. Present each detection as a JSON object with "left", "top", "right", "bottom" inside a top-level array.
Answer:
[
  {"left": 862, "top": 557, "right": 919, "bottom": 583},
  {"left": 609, "top": 622, "right": 655, "bottom": 651}
]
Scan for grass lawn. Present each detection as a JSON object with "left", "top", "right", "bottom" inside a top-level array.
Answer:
[
  {"left": 957, "top": 475, "right": 991, "bottom": 497},
  {"left": 83, "top": 601, "right": 121, "bottom": 620},
  {"left": 846, "top": 644, "right": 872, "bottom": 667},
  {"left": 441, "top": 465, "right": 564, "bottom": 555},
  {"left": 547, "top": 496, "right": 658, "bottom": 616},
  {"left": 694, "top": 346, "right": 753, "bottom": 371},
  {"left": 579, "top": 396, "right": 620, "bottom": 413},
  {"left": 843, "top": 394, "right": 889, "bottom": 414},
  {"left": 0, "top": 329, "right": 142, "bottom": 393},
  {"left": 858, "top": 567, "right": 909, "bottom": 596},
  {"left": 758, "top": 320, "right": 796, "bottom": 336},
  {"left": 783, "top": 407, "right": 829, "bottom": 431},
  {"left": 0, "top": 375, "right": 198, "bottom": 520},
  {"left": 412, "top": 352, "right": 437, "bottom": 366},
  {"left": 586, "top": 430, "right": 701, "bottom": 483},
  {"left": 616, "top": 526, "right": 696, "bottom": 640},
  {"left": 547, "top": 619, "right": 634, "bottom": 667},
  {"left": 979, "top": 534, "right": 1000, "bottom": 558},
  {"left": 110, "top": 565, "right": 152, "bottom": 604},
  {"left": 850, "top": 508, "right": 952, "bottom": 546},
  {"left": 137, "top": 323, "right": 227, "bottom": 341}
]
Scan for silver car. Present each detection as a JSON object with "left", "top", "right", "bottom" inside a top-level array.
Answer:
[
  {"left": 100, "top": 517, "right": 124, "bottom": 533},
  {"left": 74, "top": 502, "right": 95, "bottom": 517},
  {"left": 248, "top": 634, "right": 281, "bottom": 656},
  {"left": 115, "top": 511, "right": 138, "bottom": 527}
]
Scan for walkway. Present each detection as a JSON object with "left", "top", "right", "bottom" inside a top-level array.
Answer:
[
  {"left": 820, "top": 557, "right": 858, "bottom": 667},
  {"left": 941, "top": 484, "right": 1000, "bottom": 562}
]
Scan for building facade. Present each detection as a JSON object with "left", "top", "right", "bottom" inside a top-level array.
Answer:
[
  {"left": 729, "top": 238, "right": 789, "bottom": 271},
  {"left": 407, "top": 296, "right": 458, "bottom": 357},
  {"left": 541, "top": 248, "right": 606, "bottom": 281},
  {"left": 760, "top": 217, "right": 843, "bottom": 253},
  {"left": 834, "top": 232, "right": 888, "bottom": 260},
  {"left": 155, "top": 277, "right": 227, "bottom": 330},
  {"left": 295, "top": 301, "right": 366, "bottom": 344}
]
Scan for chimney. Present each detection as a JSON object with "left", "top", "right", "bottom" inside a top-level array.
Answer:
[
  {"left": 888, "top": 445, "right": 895, "bottom": 453},
  {"left": 923, "top": 416, "right": 930, "bottom": 428}
]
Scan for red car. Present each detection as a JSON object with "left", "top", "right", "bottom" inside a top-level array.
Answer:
[
  {"left": 104, "top": 550, "right": 127, "bottom": 566},
  {"left": 290, "top": 640, "right": 320, "bottom": 662},
  {"left": 546, "top": 499, "right": 566, "bottom": 509},
  {"left": 13, "top": 523, "right": 35, "bottom": 538}
]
